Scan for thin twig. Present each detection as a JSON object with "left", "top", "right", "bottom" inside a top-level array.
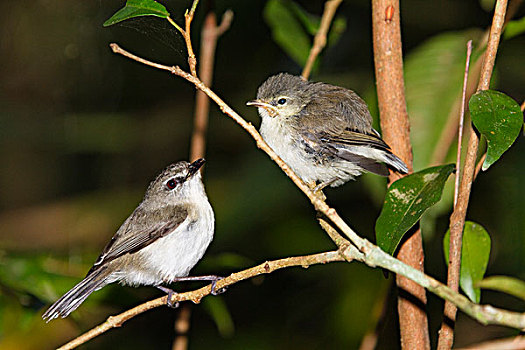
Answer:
[
  {"left": 185, "top": 0, "right": 200, "bottom": 76},
  {"left": 57, "top": 251, "right": 347, "bottom": 350},
  {"left": 520, "top": 100, "right": 525, "bottom": 112},
  {"left": 190, "top": 10, "right": 232, "bottom": 162},
  {"left": 215, "top": 10, "right": 234, "bottom": 36},
  {"left": 474, "top": 153, "right": 487, "bottom": 180},
  {"left": 317, "top": 218, "right": 351, "bottom": 249},
  {"left": 371, "top": 1, "right": 430, "bottom": 348},
  {"left": 109, "top": 43, "right": 525, "bottom": 333},
  {"left": 428, "top": 49, "right": 480, "bottom": 167},
  {"left": 454, "top": 41, "right": 473, "bottom": 207},
  {"left": 301, "top": 0, "right": 343, "bottom": 80},
  {"left": 438, "top": 1, "right": 508, "bottom": 349}
]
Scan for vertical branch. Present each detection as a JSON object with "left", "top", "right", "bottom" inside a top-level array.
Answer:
[
  {"left": 371, "top": 1, "right": 430, "bottom": 350},
  {"left": 437, "top": 1, "right": 508, "bottom": 349},
  {"left": 454, "top": 41, "right": 473, "bottom": 207},
  {"left": 301, "top": 0, "right": 343, "bottom": 80},
  {"left": 190, "top": 10, "right": 233, "bottom": 161},
  {"left": 176, "top": 8, "right": 232, "bottom": 350},
  {"left": 184, "top": 0, "right": 200, "bottom": 76},
  {"left": 172, "top": 304, "right": 192, "bottom": 350}
]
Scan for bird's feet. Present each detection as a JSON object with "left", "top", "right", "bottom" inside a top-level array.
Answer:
[
  {"left": 210, "top": 277, "right": 227, "bottom": 296},
  {"left": 156, "top": 286, "right": 180, "bottom": 308},
  {"left": 169, "top": 275, "right": 227, "bottom": 296},
  {"left": 308, "top": 181, "right": 328, "bottom": 201}
]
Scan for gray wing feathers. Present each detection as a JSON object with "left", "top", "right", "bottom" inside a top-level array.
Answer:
[
  {"left": 335, "top": 150, "right": 390, "bottom": 176},
  {"left": 383, "top": 152, "right": 409, "bottom": 173},
  {"left": 91, "top": 206, "right": 188, "bottom": 272}
]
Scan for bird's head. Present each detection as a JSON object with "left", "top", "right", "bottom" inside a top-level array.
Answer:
[
  {"left": 247, "top": 73, "right": 311, "bottom": 120},
  {"left": 143, "top": 158, "right": 206, "bottom": 207}
]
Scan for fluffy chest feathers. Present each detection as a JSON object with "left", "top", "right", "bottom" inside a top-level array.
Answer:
[
  {"left": 259, "top": 112, "right": 364, "bottom": 186},
  {"left": 120, "top": 199, "right": 215, "bottom": 286}
]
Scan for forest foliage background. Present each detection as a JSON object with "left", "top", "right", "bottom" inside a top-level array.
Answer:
[{"left": 0, "top": 0, "right": 524, "bottom": 349}]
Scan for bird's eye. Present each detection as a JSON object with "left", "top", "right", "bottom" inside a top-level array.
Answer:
[
  {"left": 166, "top": 178, "right": 178, "bottom": 190},
  {"left": 277, "top": 98, "right": 287, "bottom": 105}
]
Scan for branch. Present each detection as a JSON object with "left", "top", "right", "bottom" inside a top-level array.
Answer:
[
  {"left": 301, "top": 0, "right": 343, "bottom": 80},
  {"left": 438, "top": 41, "right": 474, "bottom": 350},
  {"left": 430, "top": 46, "right": 480, "bottom": 168},
  {"left": 454, "top": 41, "right": 473, "bottom": 207},
  {"left": 438, "top": 1, "right": 508, "bottom": 349},
  {"left": 190, "top": 10, "right": 232, "bottom": 162},
  {"left": 371, "top": 1, "right": 429, "bottom": 348},
  {"left": 57, "top": 250, "right": 347, "bottom": 350},
  {"left": 108, "top": 42, "right": 525, "bottom": 332},
  {"left": 172, "top": 304, "right": 191, "bottom": 350},
  {"left": 177, "top": 8, "right": 232, "bottom": 350}
]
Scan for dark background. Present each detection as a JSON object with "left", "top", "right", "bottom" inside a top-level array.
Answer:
[{"left": 0, "top": 0, "right": 524, "bottom": 349}]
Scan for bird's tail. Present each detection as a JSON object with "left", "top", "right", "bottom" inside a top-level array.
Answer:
[
  {"left": 384, "top": 151, "right": 409, "bottom": 174},
  {"left": 42, "top": 267, "right": 111, "bottom": 322}
]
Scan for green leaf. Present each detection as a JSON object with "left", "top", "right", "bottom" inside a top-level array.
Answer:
[
  {"left": 263, "top": 0, "right": 312, "bottom": 67},
  {"left": 476, "top": 275, "right": 525, "bottom": 301},
  {"left": 263, "top": 0, "right": 345, "bottom": 70},
  {"left": 375, "top": 164, "right": 455, "bottom": 255},
  {"left": 103, "top": 0, "right": 170, "bottom": 27},
  {"left": 288, "top": 1, "right": 346, "bottom": 45},
  {"left": 504, "top": 16, "right": 525, "bottom": 40},
  {"left": 469, "top": 90, "right": 523, "bottom": 171},
  {"left": 405, "top": 31, "right": 483, "bottom": 170},
  {"left": 287, "top": 1, "right": 319, "bottom": 35},
  {"left": 479, "top": 0, "right": 495, "bottom": 12},
  {"left": 202, "top": 297, "right": 234, "bottom": 338},
  {"left": 443, "top": 221, "right": 491, "bottom": 303}
]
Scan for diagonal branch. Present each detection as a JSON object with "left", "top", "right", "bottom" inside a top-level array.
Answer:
[
  {"left": 301, "top": 0, "right": 343, "bottom": 80},
  {"left": 454, "top": 41, "right": 473, "bottom": 207},
  {"left": 57, "top": 250, "right": 348, "bottom": 350}
]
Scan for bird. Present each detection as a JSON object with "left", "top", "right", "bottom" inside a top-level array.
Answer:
[
  {"left": 247, "top": 73, "right": 409, "bottom": 190},
  {"left": 42, "top": 158, "right": 218, "bottom": 322}
]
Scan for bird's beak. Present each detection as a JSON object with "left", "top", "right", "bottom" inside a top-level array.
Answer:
[
  {"left": 246, "top": 100, "right": 278, "bottom": 117},
  {"left": 188, "top": 158, "right": 205, "bottom": 177}
]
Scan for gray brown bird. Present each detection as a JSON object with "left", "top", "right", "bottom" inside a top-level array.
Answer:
[
  {"left": 42, "top": 159, "right": 219, "bottom": 321},
  {"left": 247, "top": 73, "right": 408, "bottom": 190}
]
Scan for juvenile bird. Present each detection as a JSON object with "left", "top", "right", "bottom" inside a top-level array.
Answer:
[
  {"left": 247, "top": 73, "right": 408, "bottom": 190},
  {"left": 43, "top": 159, "right": 218, "bottom": 322}
]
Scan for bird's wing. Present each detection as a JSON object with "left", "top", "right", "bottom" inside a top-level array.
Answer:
[
  {"left": 89, "top": 205, "right": 188, "bottom": 272},
  {"left": 301, "top": 129, "right": 392, "bottom": 176},
  {"left": 322, "top": 129, "right": 391, "bottom": 151},
  {"left": 300, "top": 84, "right": 374, "bottom": 133}
]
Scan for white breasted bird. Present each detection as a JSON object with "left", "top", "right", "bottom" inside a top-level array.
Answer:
[
  {"left": 247, "top": 73, "right": 408, "bottom": 190},
  {"left": 42, "top": 159, "right": 219, "bottom": 322}
]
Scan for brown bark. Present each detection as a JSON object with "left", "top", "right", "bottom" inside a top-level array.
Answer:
[{"left": 371, "top": 1, "right": 430, "bottom": 349}]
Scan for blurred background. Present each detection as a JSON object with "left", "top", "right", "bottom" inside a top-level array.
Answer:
[{"left": 0, "top": 0, "right": 524, "bottom": 349}]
